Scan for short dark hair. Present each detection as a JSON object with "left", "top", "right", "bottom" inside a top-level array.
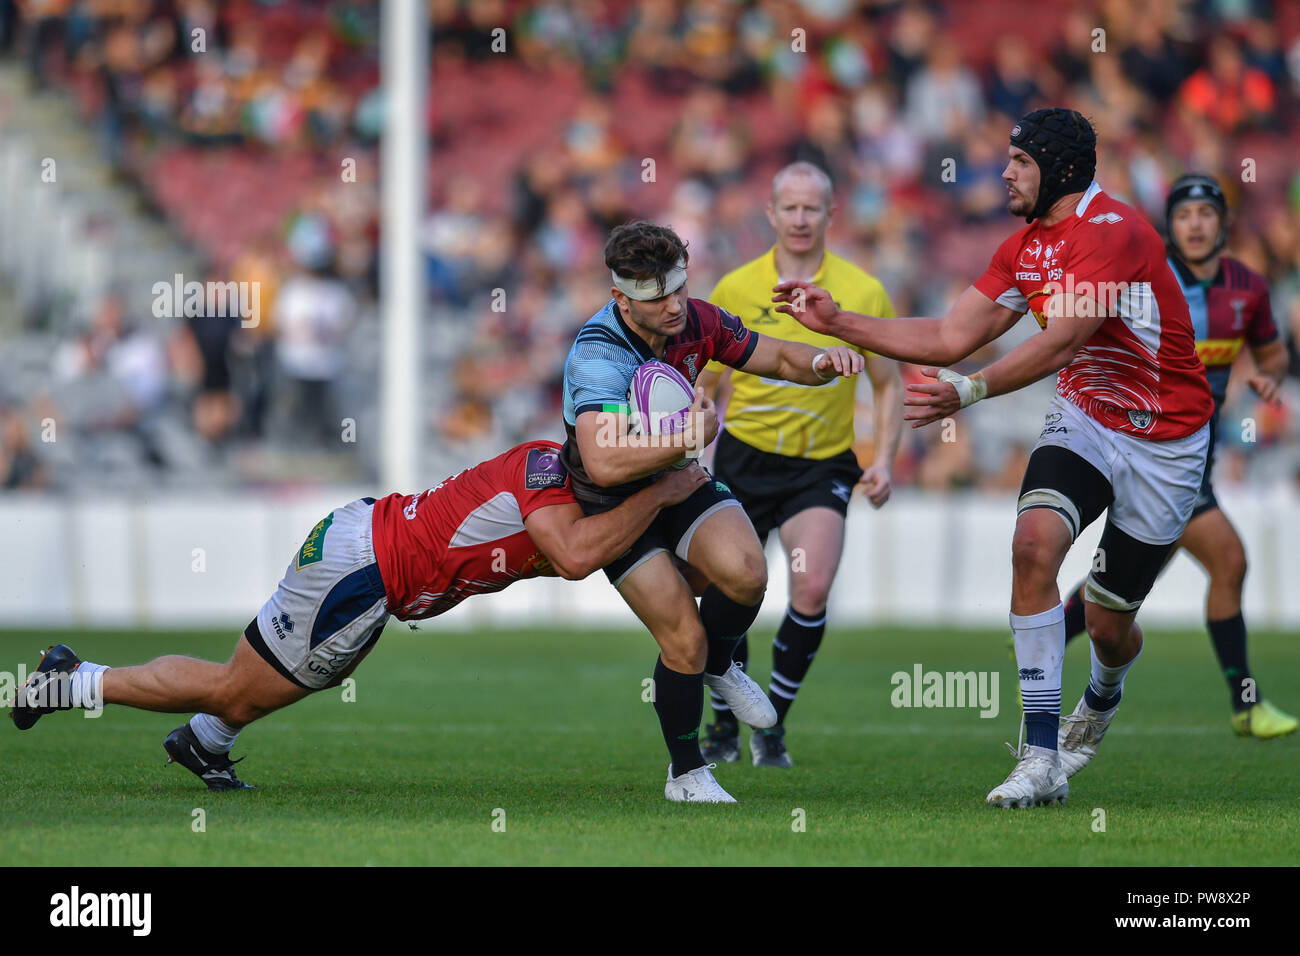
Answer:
[{"left": 604, "top": 221, "right": 689, "bottom": 297}]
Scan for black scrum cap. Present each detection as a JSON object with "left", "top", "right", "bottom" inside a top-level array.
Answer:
[{"left": 1009, "top": 108, "right": 1097, "bottom": 223}]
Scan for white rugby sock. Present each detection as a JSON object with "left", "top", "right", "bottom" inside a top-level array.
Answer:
[
  {"left": 190, "top": 713, "right": 240, "bottom": 754},
  {"left": 1010, "top": 603, "right": 1065, "bottom": 750},
  {"left": 1087, "top": 641, "right": 1141, "bottom": 709},
  {"left": 68, "top": 662, "right": 109, "bottom": 710}
]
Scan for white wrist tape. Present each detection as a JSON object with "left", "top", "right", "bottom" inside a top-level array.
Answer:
[
  {"left": 937, "top": 369, "right": 988, "bottom": 408},
  {"left": 812, "top": 352, "right": 834, "bottom": 381}
]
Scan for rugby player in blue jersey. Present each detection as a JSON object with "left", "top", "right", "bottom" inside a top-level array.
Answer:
[{"left": 562, "top": 221, "right": 862, "bottom": 802}]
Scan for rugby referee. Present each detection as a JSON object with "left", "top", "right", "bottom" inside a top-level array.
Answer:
[{"left": 698, "top": 161, "right": 903, "bottom": 767}]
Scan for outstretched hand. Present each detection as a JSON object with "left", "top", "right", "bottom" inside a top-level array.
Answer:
[
  {"left": 772, "top": 280, "right": 840, "bottom": 334},
  {"left": 903, "top": 367, "right": 962, "bottom": 428}
]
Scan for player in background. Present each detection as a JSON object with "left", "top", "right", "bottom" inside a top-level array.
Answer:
[
  {"left": 695, "top": 161, "right": 903, "bottom": 768},
  {"left": 1057, "top": 174, "right": 1296, "bottom": 739},
  {"left": 10, "top": 442, "right": 709, "bottom": 791},
  {"left": 774, "top": 108, "right": 1214, "bottom": 807},
  {"left": 562, "top": 221, "right": 863, "bottom": 802}
]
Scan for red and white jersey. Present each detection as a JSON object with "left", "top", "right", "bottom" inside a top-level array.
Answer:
[
  {"left": 974, "top": 183, "right": 1213, "bottom": 441},
  {"left": 370, "top": 441, "right": 575, "bottom": 620}
]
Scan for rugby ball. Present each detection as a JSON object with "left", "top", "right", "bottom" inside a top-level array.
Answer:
[{"left": 627, "top": 360, "right": 695, "bottom": 436}]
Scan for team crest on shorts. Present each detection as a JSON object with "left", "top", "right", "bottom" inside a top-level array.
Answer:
[
  {"left": 1127, "top": 409, "right": 1154, "bottom": 430},
  {"left": 526, "top": 448, "right": 568, "bottom": 489}
]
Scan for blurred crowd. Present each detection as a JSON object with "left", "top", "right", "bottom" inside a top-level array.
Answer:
[{"left": 2, "top": 0, "right": 1300, "bottom": 495}]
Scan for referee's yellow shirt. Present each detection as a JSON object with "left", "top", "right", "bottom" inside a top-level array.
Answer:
[{"left": 706, "top": 247, "right": 895, "bottom": 459}]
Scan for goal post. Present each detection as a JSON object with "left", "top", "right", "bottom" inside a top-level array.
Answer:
[{"left": 379, "top": 0, "right": 428, "bottom": 493}]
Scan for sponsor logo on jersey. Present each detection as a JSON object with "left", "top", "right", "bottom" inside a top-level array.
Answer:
[
  {"left": 1018, "top": 238, "right": 1043, "bottom": 268},
  {"left": 1016, "top": 271, "right": 1041, "bottom": 280},
  {"left": 526, "top": 551, "right": 555, "bottom": 576},
  {"left": 296, "top": 514, "right": 333, "bottom": 569},
  {"left": 525, "top": 448, "right": 568, "bottom": 489},
  {"left": 1126, "top": 409, "right": 1154, "bottom": 430},
  {"left": 1195, "top": 338, "right": 1244, "bottom": 367},
  {"left": 1088, "top": 212, "right": 1123, "bottom": 224}
]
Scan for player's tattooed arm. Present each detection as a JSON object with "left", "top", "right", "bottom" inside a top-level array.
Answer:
[
  {"left": 575, "top": 388, "right": 718, "bottom": 486},
  {"left": 736, "top": 334, "right": 863, "bottom": 384},
  {"left": 524, "top": 465, "right": 710, "bottom": 579},
  {"left": 773, "top": 282, "right": 1019, "bottom": 366}
]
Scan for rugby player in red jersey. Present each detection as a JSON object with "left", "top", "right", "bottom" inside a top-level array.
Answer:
[
  {"left": 1057, "top": 174, "right": 1296, "bottom": 739},
  {"left": 9, "top": 441, "right": 710, "bottom": 791},
  {"left": 775, "top": 108, "right": 1216, "bottom": 807}
]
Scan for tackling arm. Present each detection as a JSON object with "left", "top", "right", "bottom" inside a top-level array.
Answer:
[
  {"left": 575, "top": 387, "right": 718, "bottom": 487},
  {"left": 524, "top": 466, "right": 709, "bottom": 579}
]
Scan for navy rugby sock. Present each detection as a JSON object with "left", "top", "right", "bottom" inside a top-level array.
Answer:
[
  {"left": 653, "top": 658, "right": 705, "bottom": 775},
  {"left": 1207, "top": 613, "right": 1254, "bottom": 713},
  {"left": 1063, "top": 584, "right": 1087, "bottom": 644},
  {"left": 770, "top": 607, "right": 826, "bottom": 725},
  {"left": 700, "top": 586, "right": 761, "bottom": 676}
]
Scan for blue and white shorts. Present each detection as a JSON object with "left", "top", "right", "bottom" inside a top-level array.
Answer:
[{"left": 246, "top": 498, "right": 390, "bottom": 690}]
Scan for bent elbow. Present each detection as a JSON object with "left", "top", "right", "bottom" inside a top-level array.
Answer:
[
  {"left": 585, "top": 456, "right": 616, "bottom": 488},
  {"left": 558, "top": 557, "right": 594, "bottom": 581},
  {"left": 936, "top": 344, "right": 966, "bottom": 368}
]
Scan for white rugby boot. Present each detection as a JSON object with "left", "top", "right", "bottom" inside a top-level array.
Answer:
[
  {"left": 665, "top": 763, "right": 737, "bottom": 803},
  {"left": 986, "top": 744, "right": 1069, "bottom": 808},
  {"left": 1058, "top": 694, "right": 1118, "bottom": 778},
  {"left": 702, "top": 662, "right": 777, "bottom": 728}
]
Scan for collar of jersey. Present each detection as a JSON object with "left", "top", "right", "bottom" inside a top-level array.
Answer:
[
  {"left": 1168, "top": 253, "right": 1223, "bottom": 290},
  {"left": 767, "top": 246, "right": 827, "bottom": 287},
  {"left": 1032, "top": 181, "right": 1104, "bottom": 238},
  {"left": 612, "top": 301, "right": 658, "bottom": 362}
]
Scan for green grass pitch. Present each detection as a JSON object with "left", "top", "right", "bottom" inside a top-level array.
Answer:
[{"left": 2, "top": 625, "right": 1296, "bottom": 865}]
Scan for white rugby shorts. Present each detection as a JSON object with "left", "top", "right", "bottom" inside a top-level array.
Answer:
[
  {"left": 1026, "top": 393, "right": 1209, "bottom": 546},
  {"left": 250, "top": 498, "right": 390, "bottom": 690}
]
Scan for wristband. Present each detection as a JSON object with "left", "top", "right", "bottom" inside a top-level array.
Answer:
[
  {"left": 812, "top": 352, "right": 835, "bottom": 381},
  {"left": 937, "top": 369, "right": 988, "bottom": 408}
]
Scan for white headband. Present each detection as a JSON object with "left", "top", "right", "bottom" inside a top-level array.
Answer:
[{"left": 612, "top": 259, "right": 687, "bottom": 301}]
